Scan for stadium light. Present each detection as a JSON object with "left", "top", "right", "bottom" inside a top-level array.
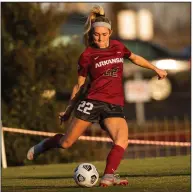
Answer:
[
  {"left": 153, "top": 59, "right": 189, "bottom": 72},
  {"left": 137, "top": 9, "right": 154, "bottom": 41},
  {"left": 155, "top": 59, "right": 177, "bottom": 70},
  {"left": 117, "top": 10, "right": 137, "bottom": 39}
]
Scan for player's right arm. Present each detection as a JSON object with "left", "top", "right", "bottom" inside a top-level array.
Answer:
[
  {"left": 59, "top": 75, "right": 86, "bottom": 123},
  {"left": 59, "top": 51, "right": 90, "bottom": 123}
]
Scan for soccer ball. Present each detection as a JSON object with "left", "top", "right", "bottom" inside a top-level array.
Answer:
[{"left": 73, "top": 163, "right": 99, "bottom": 187}]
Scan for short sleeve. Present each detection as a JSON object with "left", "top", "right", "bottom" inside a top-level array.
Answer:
[
  {"left": 77, "top": 53, "right": 90, "bottom": 77},
  {"left": 123, "top": 45, "right": 131, "bottom": 59}
]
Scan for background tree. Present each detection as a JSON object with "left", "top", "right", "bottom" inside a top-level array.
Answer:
[{"left": 2, "top": 2, "right": 85, "bottom": 165}]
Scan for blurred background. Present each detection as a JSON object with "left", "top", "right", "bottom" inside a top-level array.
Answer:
[{"left": 2, "top": 2, "right": 191, "bottom": 166}]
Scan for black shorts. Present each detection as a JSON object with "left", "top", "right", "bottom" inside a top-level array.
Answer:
[{"left": 74, "top": 99, "right": 125, "bottom": 124}]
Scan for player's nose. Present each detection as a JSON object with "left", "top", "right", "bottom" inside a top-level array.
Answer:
[{"left": 98, "top": 35, "right": 103, "bottom": 41}]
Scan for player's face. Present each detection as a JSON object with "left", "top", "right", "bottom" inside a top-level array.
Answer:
[{"left": 93, "top": 26, "right": 112, "bottom": 48}]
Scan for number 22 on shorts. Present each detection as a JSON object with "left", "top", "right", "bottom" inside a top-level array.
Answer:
[{"left": 77, "top": 101, "right": 94, "bottom": 115}]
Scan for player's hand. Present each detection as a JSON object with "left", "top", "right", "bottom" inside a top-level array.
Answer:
[
  {"left": 59, "top": 112, "right": 70, "bottom": 125},
  {"left": 155, "top": 68, "right": 167, "bottom": 80},
  {"left": 59, "top": 106, "right": 72, "bottom": 125}
]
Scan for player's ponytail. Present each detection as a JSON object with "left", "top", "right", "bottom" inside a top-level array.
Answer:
[{"left": 83, "top": 5, "right": 111, "bottom": 47}]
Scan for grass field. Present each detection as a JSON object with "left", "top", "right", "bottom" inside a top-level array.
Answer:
[{"left": 2, "top": 155, "right": 190, "bottom": 192}]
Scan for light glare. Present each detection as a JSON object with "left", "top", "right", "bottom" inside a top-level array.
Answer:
[{"left": 155, "top": 59, "right": 177, "bottom": 69}]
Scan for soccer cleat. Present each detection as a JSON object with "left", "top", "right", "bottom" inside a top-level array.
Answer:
[
  {"left": 27, "top": 138, "right": 49, "bottom": 160},
  {"left": 99, "top": 174, "right": 128, "bottom": 187}
]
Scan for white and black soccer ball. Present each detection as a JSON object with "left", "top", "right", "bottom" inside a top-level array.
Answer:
[{"left": 73, "top": 163, "right": 99, "bottom": 187}]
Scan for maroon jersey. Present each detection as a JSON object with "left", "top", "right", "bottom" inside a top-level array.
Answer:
[{"left": 78, "top": 40, "right": 131, "bottom": 106}]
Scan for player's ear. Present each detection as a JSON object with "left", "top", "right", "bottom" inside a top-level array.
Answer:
[{"left": 109, "top": 29, "right": 113, "bottom": 37}]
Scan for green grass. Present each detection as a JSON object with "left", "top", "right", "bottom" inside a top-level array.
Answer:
[{"left": 2, "top": 155, "right": 190, "bottom": 192}]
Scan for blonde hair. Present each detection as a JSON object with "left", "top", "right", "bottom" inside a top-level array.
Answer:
[{"left": 83, "top": 5, "right": 111, "bottom": 47}]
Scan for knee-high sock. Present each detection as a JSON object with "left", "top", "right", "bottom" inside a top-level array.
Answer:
[
  {"left": 104, "top": 144, "right": 125, "bottom": 174},
  {"left": 31, "top": 134, "right": 64, "bottom": 157},
  {"left": 42, "top": 133, "right": 64, "bottom": 151}
]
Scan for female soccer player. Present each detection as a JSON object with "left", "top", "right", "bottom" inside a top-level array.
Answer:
[{"left": 27, "top": 5, "right": 167, "bottom": 187}]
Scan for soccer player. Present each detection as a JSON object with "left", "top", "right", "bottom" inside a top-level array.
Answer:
[{"left": 27, "top": 5, "right": 167, "bottom": 187}]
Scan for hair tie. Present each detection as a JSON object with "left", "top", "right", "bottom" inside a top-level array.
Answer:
[{"left": 95, "top": 13, "right": 105, "bottom": 17}]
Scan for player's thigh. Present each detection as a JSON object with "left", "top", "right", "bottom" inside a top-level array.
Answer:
[
  {"left": 60, "top": 117, "right": 92, "bottom": 147},
  {"left": 103, "top": 117, "right": 129, "bottom": 149}
]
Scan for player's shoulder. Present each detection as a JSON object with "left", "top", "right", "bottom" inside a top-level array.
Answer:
[
  {"left": 78, "top": 47, "right": 92, "bottom": 63},
  {"left": 110, "top": 39, "right": 125, "bottom": 47},
  {"left": 80, "top": 47, "right": 92, "bottom": 57}
]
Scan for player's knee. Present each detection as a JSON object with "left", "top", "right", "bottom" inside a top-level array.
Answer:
[
  {"left": 115, "top": 139, "right": 128, "bottom": 149},
  {"left": 59, "top": 139, "right": 73, "bottom": 149},
  {"left": 123, "top": 140, "right": 129, "bottom": 149}
]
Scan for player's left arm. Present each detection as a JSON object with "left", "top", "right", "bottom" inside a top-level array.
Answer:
[{"left": 129, "top": 52, "right": 167, "bottom": 80}]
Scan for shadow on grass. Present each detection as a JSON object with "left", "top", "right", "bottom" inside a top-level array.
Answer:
[
  {"left": 123, "top": 172, "right": 190, "bottom": 178},
  {"left": 3, "top": 186, "right": 79, "bottom": 189},
  {"left": 4, "top": 172, "right": 190, "bottom": 180},
  {"left": 2, "top": 185, "right": 101, "bottom": 190}
]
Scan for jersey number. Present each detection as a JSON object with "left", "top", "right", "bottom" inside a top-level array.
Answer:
[
  {"left": 103, "top": 67, "right": 118, "bottom": 77},
  {"left": 77, "top": 101, "right": 94, "bottom": 115}
]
